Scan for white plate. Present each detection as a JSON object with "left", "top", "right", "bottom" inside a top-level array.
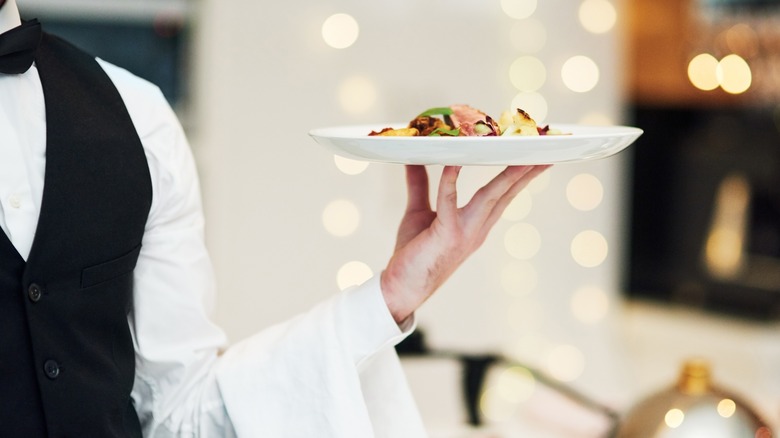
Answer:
[{"left": 309, "top": 123, "right": 643, "bottom": 165}]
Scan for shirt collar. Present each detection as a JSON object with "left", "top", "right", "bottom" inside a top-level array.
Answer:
[{"left": 0, "top": 1, "right": 23, "bottom": 35}]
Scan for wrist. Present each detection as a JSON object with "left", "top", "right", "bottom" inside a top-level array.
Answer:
[{"left": 380, "top": 269, "right": 414, "bottom": 324}]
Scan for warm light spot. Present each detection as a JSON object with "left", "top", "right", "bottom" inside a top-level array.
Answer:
[
  {"left": 322, "top": 199, "right": 360, "bottom": 237},
  {"left": 665, "top": 408, "right": 685, "bottom": 428},
  {"left": 579, "top": 0, "right": 617, "bottom": 34},
  {"left": 502, "top": 190, "right": 533, "bottom": 221},
  {"left": 571, "top": 230, "right": 608, "bottom": 267},
  {"left": 704, "top": 174, "right": 749, "bottom": 279},
  {"left": 567, "top": 173, "right": 604, "bottom": 211},
  {"left": 717, "top": 399, "right": 737, "bottom": 418},
  {"left": 545, "top": 345, "right": 585, "bottom": 382},
  {"left": 511, "top": 92, "right": 548, "bottom": 123},
  {"left": 562, "top": 56, "right": 600, "bottom": 93},
  {"left": 526, "top": 169, "right": 551, "bottom": 194},
  {"left": 570, "top": 286, "right": 610, "bottom": 324},
  {"left": 510, "top": 19, "right": 547, "bottom": 53},
  {"left": 717, "top": 54, "right": 752, "bottom": 94},
  {"left": 504, "top": 223, "right": 542, "bottom": 260},
  {"left": 579, "top": 112, "right": 613, "bottom": 126},
  {"left": 501, "top": 0, "right": 537, "bottom": 19},
  {"left": 338, "top": 75, "right": 377, "bottom": 114},
  {"left": 334, "top": 155, "right": 369, "bottom": 175},
  {"left": 509, "top": 56, "right": 547, "bottom": 92},
  {"left": 480, "top": 386, "right": 517, "bottom": 422},
  {"left": 501, "top": 260, "right": 538, "bottom": 296},
  {"left": 724, "top": 23, "right": 759, "bottom": 58},
  {"left": 337, "top": 261, "right": 373, "bottom": 290},
  {"left": 322, "top": 13, "right": 359, "bottom": 49},
  {"left": 706, "top": 229, "right": 743, "bottom": 277},
  {"left": 496, "top": 366, "right": 536, "bottom": 403},
  {"left": 688, "top": 53, "right": 720, "bottom": 91}
]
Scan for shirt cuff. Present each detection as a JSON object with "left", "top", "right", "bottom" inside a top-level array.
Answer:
[{"left": 339, "top": 275, "right": 416, "bottom": 368}]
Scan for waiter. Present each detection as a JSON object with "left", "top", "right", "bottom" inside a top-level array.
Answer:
[{"left": 0, "top": 0, "right": 549, "bottom": 436}]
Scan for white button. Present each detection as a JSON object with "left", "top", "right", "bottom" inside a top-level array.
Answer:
[{"left": 8, "top": 195, "right": 21, "bottom": 209}]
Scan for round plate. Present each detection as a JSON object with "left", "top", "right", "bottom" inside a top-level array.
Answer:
[{"left": 309, "top": 123, "right": 643, "bottom": 165}]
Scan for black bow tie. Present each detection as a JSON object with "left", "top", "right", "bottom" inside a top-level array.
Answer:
[{"left": 0, "top": 19, "right": 42, "bottom": 74}]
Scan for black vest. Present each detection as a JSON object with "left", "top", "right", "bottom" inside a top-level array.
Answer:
[{"left": 0, "top": 33, "right": 152, "bottom": 436}]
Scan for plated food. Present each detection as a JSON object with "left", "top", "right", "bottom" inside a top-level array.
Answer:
[
  {"left": 369, "top": 104, "right": 567, "bottom": 137},
  {"left": 309, "top": 105, "right": 642, "bottom": 165}
]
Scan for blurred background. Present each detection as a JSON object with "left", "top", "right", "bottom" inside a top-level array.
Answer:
[{"left": 17, "top": 0, "right": 780, "bottom": 436}]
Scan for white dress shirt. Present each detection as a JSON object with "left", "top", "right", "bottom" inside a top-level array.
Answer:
[{"left": 0, "top": 5, "right": 427, "bottom": 436}]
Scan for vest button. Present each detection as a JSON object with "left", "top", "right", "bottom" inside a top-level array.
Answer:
[
  {"left": 28, "top": 283, "right": 43, "bottom": 302},
  {"left": 43, "top": 360, "right": 60, "bottom": 379}
]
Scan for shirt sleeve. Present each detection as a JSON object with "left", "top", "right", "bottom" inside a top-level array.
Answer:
[{"left": 97, "top": 60, "right": 427, "bottom": 437}]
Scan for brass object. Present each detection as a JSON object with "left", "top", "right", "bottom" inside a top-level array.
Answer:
[{"left": 616, "top": 359, "right": 772, "bottom": 437}]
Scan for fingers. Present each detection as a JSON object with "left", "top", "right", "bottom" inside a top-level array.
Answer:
[
  {"left": 436, "top": 166, "right": 462, "bottom": 218},
  {"left": 464, "top": 165, "right": 551, "bottom": 229},
  {"left": 405, "top": 165, "right": 431, "bottom": 213},
  {"left": 483, "top": 165, "right": 551, "bottom": 228},
  {"left": 466, "top": 165, "right": 534, "bottom": 215}
]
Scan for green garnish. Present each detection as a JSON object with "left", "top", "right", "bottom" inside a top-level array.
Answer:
[
  {"left": 428, "top": 127, "right": 461, "bottom": 137},
  {"left": 418, "top": 107, "right": 453, "bottom": 117}
]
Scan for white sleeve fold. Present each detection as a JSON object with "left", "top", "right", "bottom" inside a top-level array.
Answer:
[{"left": 103, "top": 60, "right": 427, "bottom": 437}]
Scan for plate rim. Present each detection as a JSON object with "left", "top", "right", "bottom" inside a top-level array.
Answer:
[
  {"left": 308, "top": 122, "right": 643, "bottom": 165},
  {"left": 309, "top": 123, "right": 643, "bottom": 140}
]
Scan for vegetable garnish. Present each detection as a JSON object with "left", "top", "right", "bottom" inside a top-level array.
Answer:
[
  {"left": 418, "top": 107, "right": 454, "bottom": 117},
  {"left": 428, "top": 127, "right": 461, "bottom": 137},
  {"left": 368, "top": 105, "right": 567, "bottom": 137}
]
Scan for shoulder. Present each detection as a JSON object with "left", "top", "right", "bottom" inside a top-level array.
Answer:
[
  {"left": 96, "top": 58, "right": 178, "bottom": 139},
  {"left": 96, "top": 58, "right": 164, "bottom": 105},
  {"left": 95, "top": 58, "right": 201, "bottom": 221},
  {"left": 96, "top": 58, "right": 193, "bottom": 169}
]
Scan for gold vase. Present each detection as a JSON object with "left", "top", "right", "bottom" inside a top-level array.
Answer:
[{"left": 616, "top": 359, "right": 772, "bottom": 437}]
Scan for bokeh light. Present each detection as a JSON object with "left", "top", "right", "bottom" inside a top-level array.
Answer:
[
  {"left": 322, "top": 199, "right": 360, "bottom": 237},
  {"left": 337, "top": 261, "right": 373, "bottom": 290},
  {"left": 724, "top": 23, "right": 759, "bottom": 58},
  {"left": 496, "top": 366, "right": 536, "bottom": 403},
  {"left": 571, "top": 230, "right": 608, "bottom": 267},
  {"left": 480, "top": 386, "right": 517, "bottom": 422},
  {"left": 688, "top": 53, "right": 720, "bottom": 91},
  {"left": 717, "top": 54, "right": 752, "bottom": 94},
  {"left": 570, "top": 286, "right": 610, "bottom": 324},
  {"left": 334, "top": 155, "right": 370, "bottom": 175},
  {"left": 566, "top": 173, "right": 604, "bottom": 211},
  {"left": 665, "top": 408, "right": 685, "bottom": 428},
  {"left": 690, "top": 53, "right": 752, "bottom": 94},
  {"left": 510, "top": 18, "right": 547, "bottom": 53},
  {"left": 509, "top": 56, "right": 547, "bottom": 92},
  {"left": 717, "top": 399, "right": 737, "bottom": 418},
  {"left": 545, "top": 344, "right": 585, "bottom": 382},
  {"left": 579, "top": 111, "right": 613, "bottom": 126},
  {"left": 561, "top": 55, "right": 600, "bottom": 93},
  {"left": 579, "top": 0, "right": 617, "bottom": 34},
  {"left": 510, "top": 92, "right": 548, "bottom": 123},
  {"left": 504, "top": 223, "right": 542, "bottom": 260},
  {"left": 338, "top": 75, "right": 377, "bottom": 114},
  {"left": 322, "top": 13, "right": 359, "bottom": 49},
  {"left": 526, "top": 169, "right": 551, "bottom": 194},
  {"left": 502, "top": 190, "right": 533, "bottom": 221},
  {"left": 501, "top": 0, "right": 538, "bottom": 19}
]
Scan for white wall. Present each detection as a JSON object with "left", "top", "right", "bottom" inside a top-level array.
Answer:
[{"left": 190, "top": 0, "right": 634, "bottom": 433}]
